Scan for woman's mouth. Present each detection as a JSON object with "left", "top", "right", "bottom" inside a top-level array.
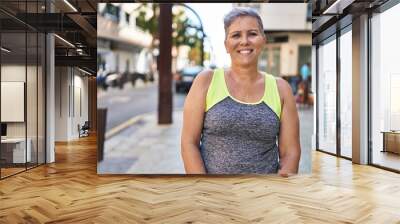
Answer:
[{"left": 238, "top": 49, "right": 253, "bottom": 55}]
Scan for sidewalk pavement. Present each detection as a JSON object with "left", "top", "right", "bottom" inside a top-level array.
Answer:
[
  {"left": 98, "top": 110, "right": 185, "bottom": 174},
  {"left": 98, "top": 107, "right": 313, "bottom": 174}
]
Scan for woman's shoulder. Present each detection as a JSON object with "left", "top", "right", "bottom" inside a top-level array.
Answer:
[
  {"left": 274, "top": 77, "right": 290, "bottom": 89},
  {"left": 261, "top": 73, "right": 290, "bottom": 93},
  {"left": 192, "top": 68, "right": 214, "bottom": 92},
  {"left": 273, "top": 76, "right": 292, "bottom": 103},
  {"left": 195, "top": 68, "right": 214, "bottom": 82}
]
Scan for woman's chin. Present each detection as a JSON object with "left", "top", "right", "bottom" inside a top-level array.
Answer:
[
  {"left": 231, "top": 54, "right": 259, "bottom": 65},
  {"left": 233, "top": 60, "right": 257, "bottom": 67}
]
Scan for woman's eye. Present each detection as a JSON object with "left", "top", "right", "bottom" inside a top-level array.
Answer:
[
  {"left": 232, "top": 34, "right": 239, "bottom": 38},
  {"left": 250, "top": 32, "right": 257, "bottom": 36}
]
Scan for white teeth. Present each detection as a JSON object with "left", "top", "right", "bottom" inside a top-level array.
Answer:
[{"left": 239, "top": 50, "right": 252, "bottom": 54}]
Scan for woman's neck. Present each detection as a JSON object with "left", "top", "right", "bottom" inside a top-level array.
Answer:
[{"left": 229, "top": 64, "right": 260, "bottom": 82}]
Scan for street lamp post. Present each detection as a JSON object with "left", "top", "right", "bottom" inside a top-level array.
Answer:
[
  {"left": 157, "top": 3, "right": 207, "bottom": 124},
  {"left": 175, "top": 3, "right": 206, "bottom": 66}
]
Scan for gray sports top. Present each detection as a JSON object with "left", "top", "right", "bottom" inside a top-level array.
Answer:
[{"left": 200, "top": 69, "right": 282, "bottom": 174}]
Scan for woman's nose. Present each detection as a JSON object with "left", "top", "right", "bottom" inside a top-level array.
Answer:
[{"left": 239, "top": 35, "right": 250, "bottom": 45}]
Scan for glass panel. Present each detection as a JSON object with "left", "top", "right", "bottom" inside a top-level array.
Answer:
[
  {"left": 0, "top": 8, "right": 28, "bottom": 177},
  {"left": 26, "top": 0, "right": 39, "bottom": 169},
  {"left": 371, "top": 4, "right": 400, "bottom": 171},
  {"left": 339, "top": 29, "right": 352, "bottom": 158},
  {"left": 38, "top": 32, "right": 45, "bottom": 165},
  {"left": 317, "top": 37, "right": 337, "bottom": 154},
  {"left": 27, "top": 31, "right": 38, "bottom": 169},
  {"left": 0, "top": 1, "right": 46, "bottom": 178}
]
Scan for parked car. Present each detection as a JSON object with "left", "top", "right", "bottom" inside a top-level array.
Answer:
[
  {"left": 130, "top": 71, "right": 154, "bottom": 86},
  {"left": 104, "top": 71, "right": 124, "bottom": 89},
  {"left": 174, "top": 65, "right": 204, "bottom": 93}
]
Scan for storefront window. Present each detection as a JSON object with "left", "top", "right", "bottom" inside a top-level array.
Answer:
[
  {"left": 317, "top": 36, "right": 336, "bottom": 154},
  {"left": 339, "top": 28, "right": 352, "bottom": 158},
  {"left": 371, "top": 3, "right": 400, "bottom": 171}
]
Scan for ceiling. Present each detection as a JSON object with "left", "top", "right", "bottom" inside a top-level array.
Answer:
[
  {"left": 312, "top": 0, "right": 390, "bottom": 43},
  {"left": 0, "top": 0, "right": 99, "bottom": 74}
]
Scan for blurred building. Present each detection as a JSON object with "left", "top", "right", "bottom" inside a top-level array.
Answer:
[
  {"left": 235, "top": 3, "right": 312, "bottom": 78},
  {"left": 97, "top": 3, "right": 153, "bottom": 76}
]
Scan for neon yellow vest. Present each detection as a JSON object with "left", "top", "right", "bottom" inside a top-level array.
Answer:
[{"left": 205, "top": 68, "right": 281, "bottom": 119}]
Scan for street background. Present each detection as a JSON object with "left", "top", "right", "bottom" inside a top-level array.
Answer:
[{"left": 97, "top": 3, "right": 313, "bottom": 174}]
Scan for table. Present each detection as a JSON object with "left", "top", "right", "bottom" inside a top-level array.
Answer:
[
  {"left": 1, "top": 138, "right": 31, "bottom": 163},
  {"left": 381, "top": 131, "right": 400, "bottom": 154}
]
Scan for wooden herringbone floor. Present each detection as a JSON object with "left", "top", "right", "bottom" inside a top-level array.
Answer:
[{"left": 1, "top": 135, "right": 400, "bottom": 223}]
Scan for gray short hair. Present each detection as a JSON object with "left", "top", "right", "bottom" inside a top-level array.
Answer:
[{"left": 223, "top": 7, "right": 265, "bottom": 39}]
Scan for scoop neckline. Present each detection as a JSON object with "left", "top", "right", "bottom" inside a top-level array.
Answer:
[{"left": 222, "top": 69, "right": 266, "bottom": 105}]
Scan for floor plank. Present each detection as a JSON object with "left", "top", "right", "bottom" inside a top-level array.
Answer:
[{"left": 0, "top": 135, "right": 399, "bottom": 223}]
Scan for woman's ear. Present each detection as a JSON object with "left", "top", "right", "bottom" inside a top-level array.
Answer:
[{"left": 224, "top": 40, "right": 229, "bottom": 54}]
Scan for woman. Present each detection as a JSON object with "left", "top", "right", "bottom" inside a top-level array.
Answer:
[{"left": 181, "top": 7, "right": 301, "bottom": 176}]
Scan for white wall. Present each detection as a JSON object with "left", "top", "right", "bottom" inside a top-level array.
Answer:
[
  {"left": 1, "top": 65, "right": 25, "bottom": 128},
  {"left": 54, "top": 67, "right": 89, "bottom": 141},
  {"left": 1, "top": 64, "right": 46, "bottom": 164},
  {"left": 1, "top": 82, "right": 25, "bottom": 122},
  {"left": 55, "top": 66, "right": 69, "bottom": 141},
  {"left": 1, "top": 65, "right": 26, "bottom": 138},
  {"left": 72, "top": 72, "right": 89, "bottom": 137},
  {"left": 1, "top": 65, "right": 26, "bottom": 81},
  {"left": 260, "top": 4, "right": 310, "bottom": 31}
]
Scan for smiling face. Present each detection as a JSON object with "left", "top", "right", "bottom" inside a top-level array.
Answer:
[{"left": 224, "top": 16, "right": 266, "bottom": 67}]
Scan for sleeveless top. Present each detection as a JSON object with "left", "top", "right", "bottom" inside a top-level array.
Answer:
[{"left": 200, "top": 68, "right": 281, "bottom": 174}]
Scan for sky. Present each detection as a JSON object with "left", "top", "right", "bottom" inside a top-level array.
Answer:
[{"left": 185, "top": 3, "right": 233, "bottom": 68}]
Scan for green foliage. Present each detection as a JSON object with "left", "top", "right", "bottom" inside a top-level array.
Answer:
[
  {"left": 135, "top": 4, "right": 203, "bottom": 50},
  {"left": 188, "top": 38, "right": 204, "bottom": 64},
  {"left": 135, "top": 3, "right": 159, "bottom": 39}
]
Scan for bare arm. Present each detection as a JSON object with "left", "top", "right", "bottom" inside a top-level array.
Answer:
[
  {"left": 276, "top": 78, "right": 301, "bottom": 176},
  {"left": 181, "top": 70, "right": 213, "bottom": 174}
]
